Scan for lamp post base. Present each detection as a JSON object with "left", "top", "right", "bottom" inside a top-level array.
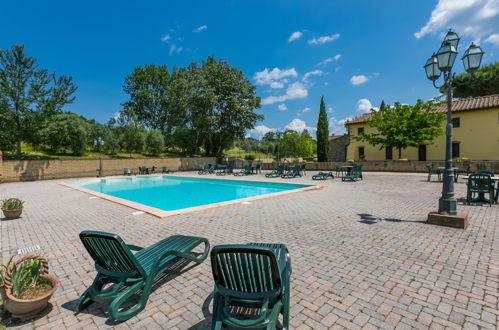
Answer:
[{"left": 427, "top": 211, "right": 469, "bottom": 229}]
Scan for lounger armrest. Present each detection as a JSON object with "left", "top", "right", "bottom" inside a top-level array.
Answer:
[
  {"left": 149, "top": 238, "right": 210, "bottom": 275},
  {"left": 127, "top": 244, "right": 144, "bottom": 251}
]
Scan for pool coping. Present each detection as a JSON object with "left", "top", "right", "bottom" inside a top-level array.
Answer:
[{"left": 59, "top": 175, "right": 325, "bottom": 218}]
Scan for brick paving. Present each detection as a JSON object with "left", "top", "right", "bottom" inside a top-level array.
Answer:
[{"left": 1, "top": 171, "right": 498, "bottom": 329}]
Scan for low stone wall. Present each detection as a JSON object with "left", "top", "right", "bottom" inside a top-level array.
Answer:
[
  {"left": 1, "top": 157, "right": 216, "bottom": 182},
  {"left": 262, "top": 160, "right": 499, "bottom": 173}
]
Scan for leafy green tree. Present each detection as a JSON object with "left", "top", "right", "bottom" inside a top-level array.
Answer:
[
  {"left": 145, "top": 130, "right": 165, "bottom": 156},
  {"left": 279, "top": 130, "right": 314, "bottom": 157},
  {"left": 450, "top": 62, "right": 499, "bottom": 98},
  {"left": 354, "top": 100, "right": 446, "bottom": 159},
  {"left": 89, "top": 123, "right": 111, "bottom": 152},
  {"left": 41, "top": 113, "right": 90, "bottom": 155},
  {"left": 122, "top": 56, "right": 262, "bottom": 158},
  {"left": 170, "top": 127, "right": 197, "bottom": 155},
  {"left": 0, "top": 45, "right": 77, "bottom": 154},
  {"left": 316, "top": 96, "right": 329, "bottom": 162},
  {"left": 111, "top": 112, "right": 146, "bottom": 156}
]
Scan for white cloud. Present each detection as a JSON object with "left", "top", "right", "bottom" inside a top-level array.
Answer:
[
  {"left": 317, "top": 54, "right": 342, "bottom": 66},
  {"left": 308, "top": 33, "right": 340, "bottom": 45},
  {"left": 328, "top": 117, "right": 351, "bottom": 135},
  {"left": 254, "top": 68, "right": 298, "bottom": 89},
  {"left": 169, "top": 44, "right": 183, "bottom": 56},
  {"left": 193, "top": 25, "right": 208, "bottom": 33},
  {"left": 327, "top": 106, "right": 333, "bottom": 113},
  {"left": 261, "top": 82, "right": 308, "bottom": 105},
  {"left": 302, "top": 70, "right": 323, "bottom": 82},
  {"left": 356, "top": 99, "right": 377, "bottom": 114},
  {"left": 161, "top": 34, "right": 171, "bottom": 42},
  {"left": 350, "top": 75, "right": 369, "bottom": 86},
  {"left": 277, "top": 104, "right": 288, "bottom": 111},
  {"left": 249, "top": 125, "right": 275, "bottom": 139},
  {"left": 285, "top": 118, "right": 315, "bottom": 134},
  {"left": 288, "top": 31, "right": 303, "bottom": 42},
  {"left": 485, "top": 33, "right": 499, "bottom": 45},
  {"left": 415, "top": 0, "right": 499, "bottom": 44},
  {"left": 302, "top": 107, "right": 311, "bottom": 113}
]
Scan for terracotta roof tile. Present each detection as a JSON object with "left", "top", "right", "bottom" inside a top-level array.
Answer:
[{"left": 346, "top": 94, "right": 499, "bottom": 124}]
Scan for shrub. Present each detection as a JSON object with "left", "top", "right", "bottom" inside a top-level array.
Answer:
[{"left": 244, "top": 154, "right": 256, "bottom": 161}]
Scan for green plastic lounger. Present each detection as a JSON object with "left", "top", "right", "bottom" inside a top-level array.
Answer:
[
  {"left": 216, "top": 166, "right": 233, "bottom": 176},
  {"left": 77, "top": 231, "right": 210, "bottom": 321},
  {"left": 265, "top": 165, "right": 285, "bottom": 178},
  {"left": 234, "top": 165, "right": 252, "bottom": 176},
  {"left": 123, "top": 168, "right": 135, "bottom": 176},
  {"left": 281, "top": 165, "right": 302, "bottom": 178},
  {"left": 210, "top": 243, "right": 291, "bottom": 330},
  {"left": 312, "top": 171, "right": 334, "bottom": 180}
]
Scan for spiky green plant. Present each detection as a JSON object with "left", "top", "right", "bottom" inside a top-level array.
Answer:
[{"left": 1, "top": 198, "right": 23, "bottom": 211}]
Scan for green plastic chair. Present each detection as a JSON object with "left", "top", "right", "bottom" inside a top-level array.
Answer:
[
  {"left": 426, "top": 165, "right": 441, "bottom": 182},
  {"left": 265, "top": 165, "right": 285, "bottom": 178},
  {"left": 335, "top": 164, "right": 343, "bottom": 177},
  {"left": 341, "top": 164, "right": 361, "bottom": 181},
  {"left": 77, "top": 231, "right": 210, "bottom": 321},
  {"left": 281, "top": 165, "right": 302, "bottom": 178},
  {"left": 312, "top": 171, "right": 334, "bottom": 180},
  {"left": 210, "top": 243, "right": 291, "bottom": 330},
  {"left": 467, "top": 174, "right": 495, "bottom": 206}
]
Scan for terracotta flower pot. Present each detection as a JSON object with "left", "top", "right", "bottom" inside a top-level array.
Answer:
[
  {"left": 2, "top": 207, "right": 23, "bottom": 219},
  {"left": 3, "top": 255, "right": 59, "bottom": 319}
]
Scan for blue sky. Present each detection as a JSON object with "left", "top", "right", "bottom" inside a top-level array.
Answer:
[{"left": 1, "top": 0, "right": 498, "bottom": 138}]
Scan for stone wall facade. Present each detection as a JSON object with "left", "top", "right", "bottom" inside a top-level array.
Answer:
[
  {"left": 1, "top": 157, "right": 216, "bottom": 182},
  {"left": 329, "top": 135, "right": 349, "bottom": 162},
  {"left": 262, "top": 160, "right": 499, "bottom": 173}
]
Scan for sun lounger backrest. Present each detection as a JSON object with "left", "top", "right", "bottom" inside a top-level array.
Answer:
[
  {"left": 80, "top": 231, "right": 146, "bottom": 277},
  {"left": 211, "top": 245, "right": 281, "bottom": 299}
]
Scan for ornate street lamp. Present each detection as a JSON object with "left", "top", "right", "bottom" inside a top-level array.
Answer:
[{"left": 424, "top": 29, "right": 484, "bottom": 225}]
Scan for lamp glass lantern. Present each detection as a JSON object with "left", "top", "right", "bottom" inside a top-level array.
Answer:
[
  {"left": 424, "top": 55, "right": 441, "bottom": 81},
  {"left": 436, "top": 41, "right": 458, "bottom": 72},
  {"left": 442, "top": 29, "right": 460, "bottom": 48},
  {"left": 462, "top": 43, "right": 485, "bottom": 74}
]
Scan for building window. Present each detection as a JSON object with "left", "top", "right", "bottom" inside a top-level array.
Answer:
[
  {"left": 452, "top": 142, "right": 460, "bottom": 158},
  {"left": 357, "top": 127, "right": 364, "bottom": 135},
  {"left": 452, "top": 117, "right": 460, "bottom": 128},
  {"left": 385, "top": 146, "right": 393, "bottom": 160},
  {"left": 358, "top": 147, "right": 365, "bottom": 159}
]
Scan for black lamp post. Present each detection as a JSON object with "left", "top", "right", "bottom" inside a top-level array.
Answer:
[{"left": 424, "top": 29, "right": 484, "bottom": 216}]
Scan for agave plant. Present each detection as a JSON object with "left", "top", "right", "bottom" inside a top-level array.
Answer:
[
  {"left": 1, "top": 198, "right": 23, "bottom": 211},
  {"left": 8, "top": 259, "right": 43, "bottom": 298}
]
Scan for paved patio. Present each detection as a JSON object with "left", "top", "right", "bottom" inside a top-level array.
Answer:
[{"left": 1, "top": 172, "right": 498, "bottom": 329}]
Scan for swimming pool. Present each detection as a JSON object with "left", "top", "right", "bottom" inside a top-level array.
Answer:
[{"left": 67, "top": 176, "right": 316, "bottom": 217}]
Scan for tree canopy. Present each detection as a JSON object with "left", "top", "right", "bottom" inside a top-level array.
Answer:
[
  {"left": 121, "top": 56, "right": 262, "bottom": 158},
  {"left": 0, "top": 45, "right": 77, "bottom": 154},
  {"left": 354, "top": 100, "right": 446, "bottom": 159},
  {"left": 450, "top": 62, "right": 499, "bottom": 98}
]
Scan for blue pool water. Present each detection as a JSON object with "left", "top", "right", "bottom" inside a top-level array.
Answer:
[{"left": 74, "top": 176, "right": 310, "bottom": 211}]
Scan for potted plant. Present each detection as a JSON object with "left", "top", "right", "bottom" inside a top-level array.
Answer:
[
  {"left": 3, "top": 254, "right": 59, "bottom": 319},
  {"left": 1, "top": 198, "right": 24, "bottom": 219}
]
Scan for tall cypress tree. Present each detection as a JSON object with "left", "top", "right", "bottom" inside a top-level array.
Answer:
[{"left": 316, "top": 96, "right": 329, "bottom": 162}]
